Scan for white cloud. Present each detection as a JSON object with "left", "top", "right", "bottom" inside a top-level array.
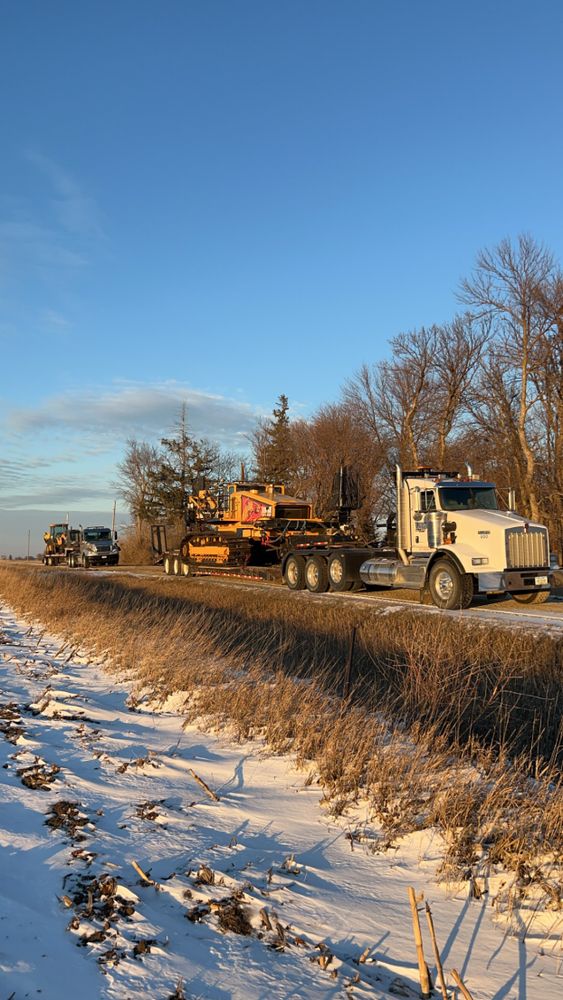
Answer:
[
  {"left": 8, "top": 381, "right": 262, "bottom": 449},
  {"left": 25, "top": 150, "right": 103, "bottom": 239},
  {"left": 0, "top": 151, "right": 102, "bottom": 301}
]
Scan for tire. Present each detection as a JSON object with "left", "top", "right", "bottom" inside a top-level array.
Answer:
[
  {"left": 328, "top": 553, "right": 354, "bottom": 592},
  {"left": 511, "top": 590, "right": 550, "bottom": 605},
  {"left": 181, "top": 560, "right": 192, "bottom": 577},
  {"left": 428, "top": 558, "right": 473, "bottom": 610},
  {"left": 173, "top": 556, "right": 181, "bottom": 576},
  {"left": 81, "top": 554, "right": 89, "bottom": 569},
  {"left": 305, "top": 555, "right": 329, "bottom": 594},
  {"left": 163, "top": 555, "right": 172, "bottom": 575},
  {"left": 284, "top": 554, "right": 306, "bottom": 590}
]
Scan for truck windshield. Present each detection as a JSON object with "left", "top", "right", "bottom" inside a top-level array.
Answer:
[
  {"left": 83, "top": 529, "right": 112, "bottom": 541},
  {"left": 438, "top": 487, "right": 498, "bottom": 511}
]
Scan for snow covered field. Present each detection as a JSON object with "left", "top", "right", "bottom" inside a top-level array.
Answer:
[{"left": 0, "top": 602, "right": 561, "bottom": 999}]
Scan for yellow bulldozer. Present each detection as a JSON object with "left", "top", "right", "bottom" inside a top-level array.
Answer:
[{"left": 152, "top": 480, "right": 343, "bottom": 577}]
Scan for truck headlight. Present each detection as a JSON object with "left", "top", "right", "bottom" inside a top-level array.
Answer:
[{"left": 472, "top": 557, "right": 489, "bottom": 566}]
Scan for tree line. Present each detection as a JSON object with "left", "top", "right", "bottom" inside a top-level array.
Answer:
[{"left": 116, "top": 234, "right": 563, "bottom": 558}]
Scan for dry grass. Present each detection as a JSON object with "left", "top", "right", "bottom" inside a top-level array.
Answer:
[
  {"left": 0, "top": 563, "right": 561, "bottom": 909},
  {"left": 117, "top": 527, "right": 154, "bottom": 565}
]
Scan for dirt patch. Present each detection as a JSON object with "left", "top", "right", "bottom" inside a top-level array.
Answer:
[
  {"left": 46, "top": 800, "right": 93, "bottom": 841},
  {"left": 135, "top": 799, "right": 166, "bottom": 821},
  {"left": 0, "top": 702, "right": 26, "bottom": 744},
  {"left": 17, "top": 758, "right": 60, "bottom": 789}
]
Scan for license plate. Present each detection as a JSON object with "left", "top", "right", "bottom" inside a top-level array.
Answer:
[{"left": 535, "top": 575, "right": 548, "bottom": 585}]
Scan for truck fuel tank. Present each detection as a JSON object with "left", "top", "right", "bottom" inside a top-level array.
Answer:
[{"left": 359, "top": 557, "right": 427, "bottom": 589}]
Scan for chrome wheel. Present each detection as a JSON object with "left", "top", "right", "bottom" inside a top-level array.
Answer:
[{"left": 434, "top": 568, "right": 455, "bottom": 601}]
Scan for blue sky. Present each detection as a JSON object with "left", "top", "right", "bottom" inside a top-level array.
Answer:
[{"left": 1, "top": 0, "right": 563, "bottom": 554}]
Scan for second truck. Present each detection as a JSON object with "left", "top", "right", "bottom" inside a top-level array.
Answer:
[{"left": 43, "top": 524, "right": 120, "bottom": 568}]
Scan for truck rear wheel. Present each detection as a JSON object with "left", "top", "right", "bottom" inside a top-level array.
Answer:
[
  {"left": 173, "top": 556, "right": 181, "bottom": 575},
  {"left": 511, "top": 590, "right": 550, "bottom": 605},
  {"left": 328, "top": 553, "right": 353, "bottom": 592},
  {"left": 305, "top": 555, "right": 329, "bottom": 593},
  {"left": 428, "top": 559, "right": 473, "bottom": 610},
  {"left": 163, "top": 555, "right": 172, "bottom": 575},
  {"left": 284, "top": 554, "right": 305, "bottom": 590},
  {"left": 181, "top": 560, "right": 192, "bottom": 577}
]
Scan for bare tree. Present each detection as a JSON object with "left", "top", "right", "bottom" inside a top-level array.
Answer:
[
  {"left": 460, "top": 234, "right": 557, "bottom": 521},
  {"left": 345, "top": 327, "right": 438, "bottom": 468},
  {"left": 291, "top": 402, "right": 386, "bottom": 536},
  {"left": 430, "top": 315, "right": 489, "bottom": 468},
  {"left": 114, "top": 439, "right": 161, "bottom": 534}
]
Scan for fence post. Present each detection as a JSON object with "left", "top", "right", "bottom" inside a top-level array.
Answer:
[{"left": 342, "top": 626, "right": 357, "bottom": 699}]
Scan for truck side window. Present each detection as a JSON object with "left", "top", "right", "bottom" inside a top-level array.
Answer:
[{"left": 420, "top": 490, "right": 436, "bottom": 512}]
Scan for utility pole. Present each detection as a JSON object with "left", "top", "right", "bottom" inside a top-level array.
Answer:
[
  {"left": 27, "top": 529, "right": 30, "bottom": 561},
  {"left": 112, "top": 500, "right": 116, "bottom": 535}
]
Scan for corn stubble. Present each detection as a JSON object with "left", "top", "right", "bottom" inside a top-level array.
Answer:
[{"left": 1, "top": 564, "right": 561, "bottom": 910}]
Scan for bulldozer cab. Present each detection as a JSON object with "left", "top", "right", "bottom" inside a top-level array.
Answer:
[{"left": 44, "top": 523, "right": 68, "bottom": 544}]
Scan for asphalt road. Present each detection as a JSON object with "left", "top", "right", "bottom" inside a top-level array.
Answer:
[{"left": 70, "top": 562, "right": 563, "bottom": 633}]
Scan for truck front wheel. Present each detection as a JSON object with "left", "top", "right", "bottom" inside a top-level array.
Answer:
[
  {"left": 511, "top": 590, "right": 550, "bottom": 605},
  {"left": 305, "top": 555, "right": 329, "bottom": 594},
  {"left": 284, "top": 555, "right": 305, "bottom": 590},
  {"left": 428, "top": 559, "right": 473, "bottom": 610}
]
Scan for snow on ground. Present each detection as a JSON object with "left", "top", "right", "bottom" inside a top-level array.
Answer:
[{"left": 0, "top": 602, "right": 561, "bottom": 1000}]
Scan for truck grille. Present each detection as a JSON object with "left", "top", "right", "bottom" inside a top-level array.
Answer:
[{"left": 505, "top": 526, "right": 549, "bottom": 569}]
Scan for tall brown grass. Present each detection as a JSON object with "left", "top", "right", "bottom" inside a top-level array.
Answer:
[{"left": 0, "top": 563, "right": 561, "bottom": 907}]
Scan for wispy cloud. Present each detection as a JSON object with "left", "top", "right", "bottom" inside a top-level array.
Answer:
[
  {"left": 0, "top": 484, "right": 113, "bottom": 510},
  {"left": 8, "top": 381, "right": 261, "bottom": 450},
  {"left": 41, "top": 308, "right": 71, "bottom": 329},
  {"left": 0, "top": 151, "right": 102, "bottom": 305},
  {"left": 1, "top": 382, "right": 262, "bottom": 514},
  {"left": 25, "top": 150, "right": 103, "bottom": 239}
]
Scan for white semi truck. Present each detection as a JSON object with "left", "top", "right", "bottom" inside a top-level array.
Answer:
[{"left": 281, "top": 466, "right": 553, "bottom": 609}]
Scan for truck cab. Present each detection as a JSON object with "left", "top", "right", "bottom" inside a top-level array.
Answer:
[
  {"left": 359, "top": 467, "right": 552, "bottom": 608},
  {"left": 78, "top": 526, "right": 120, "bottom": 568}
]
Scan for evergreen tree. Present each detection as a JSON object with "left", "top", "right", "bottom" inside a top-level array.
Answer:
[
  {"left": 150, "top": 404, "right": 220, "bottom": 520},
  {"left": 253, "top": 394, "right": 293, "bottom": 486}
]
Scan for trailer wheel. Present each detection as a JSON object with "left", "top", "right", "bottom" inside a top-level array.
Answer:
[
  {"left": 163, "top": 555, "right": 172, "bottom": 575},
  {"left": 284, "top": 554, "right": 305, "bottom": 590},
  {"left": 305, "top": 555, "right": 329, "bottom": 593},
  {"left": 328, "top": 553, "right": 353, "bottom": 591},
  {"left": 511, "top": 590, "right": 550, "bottom": 605},
  {"left": 428, "top": 559, "right": 473, "bottom": 610}
]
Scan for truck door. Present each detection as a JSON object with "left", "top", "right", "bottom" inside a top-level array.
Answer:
[{"left": 411, "top": 489, "right": 437, "bottom": 553}]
